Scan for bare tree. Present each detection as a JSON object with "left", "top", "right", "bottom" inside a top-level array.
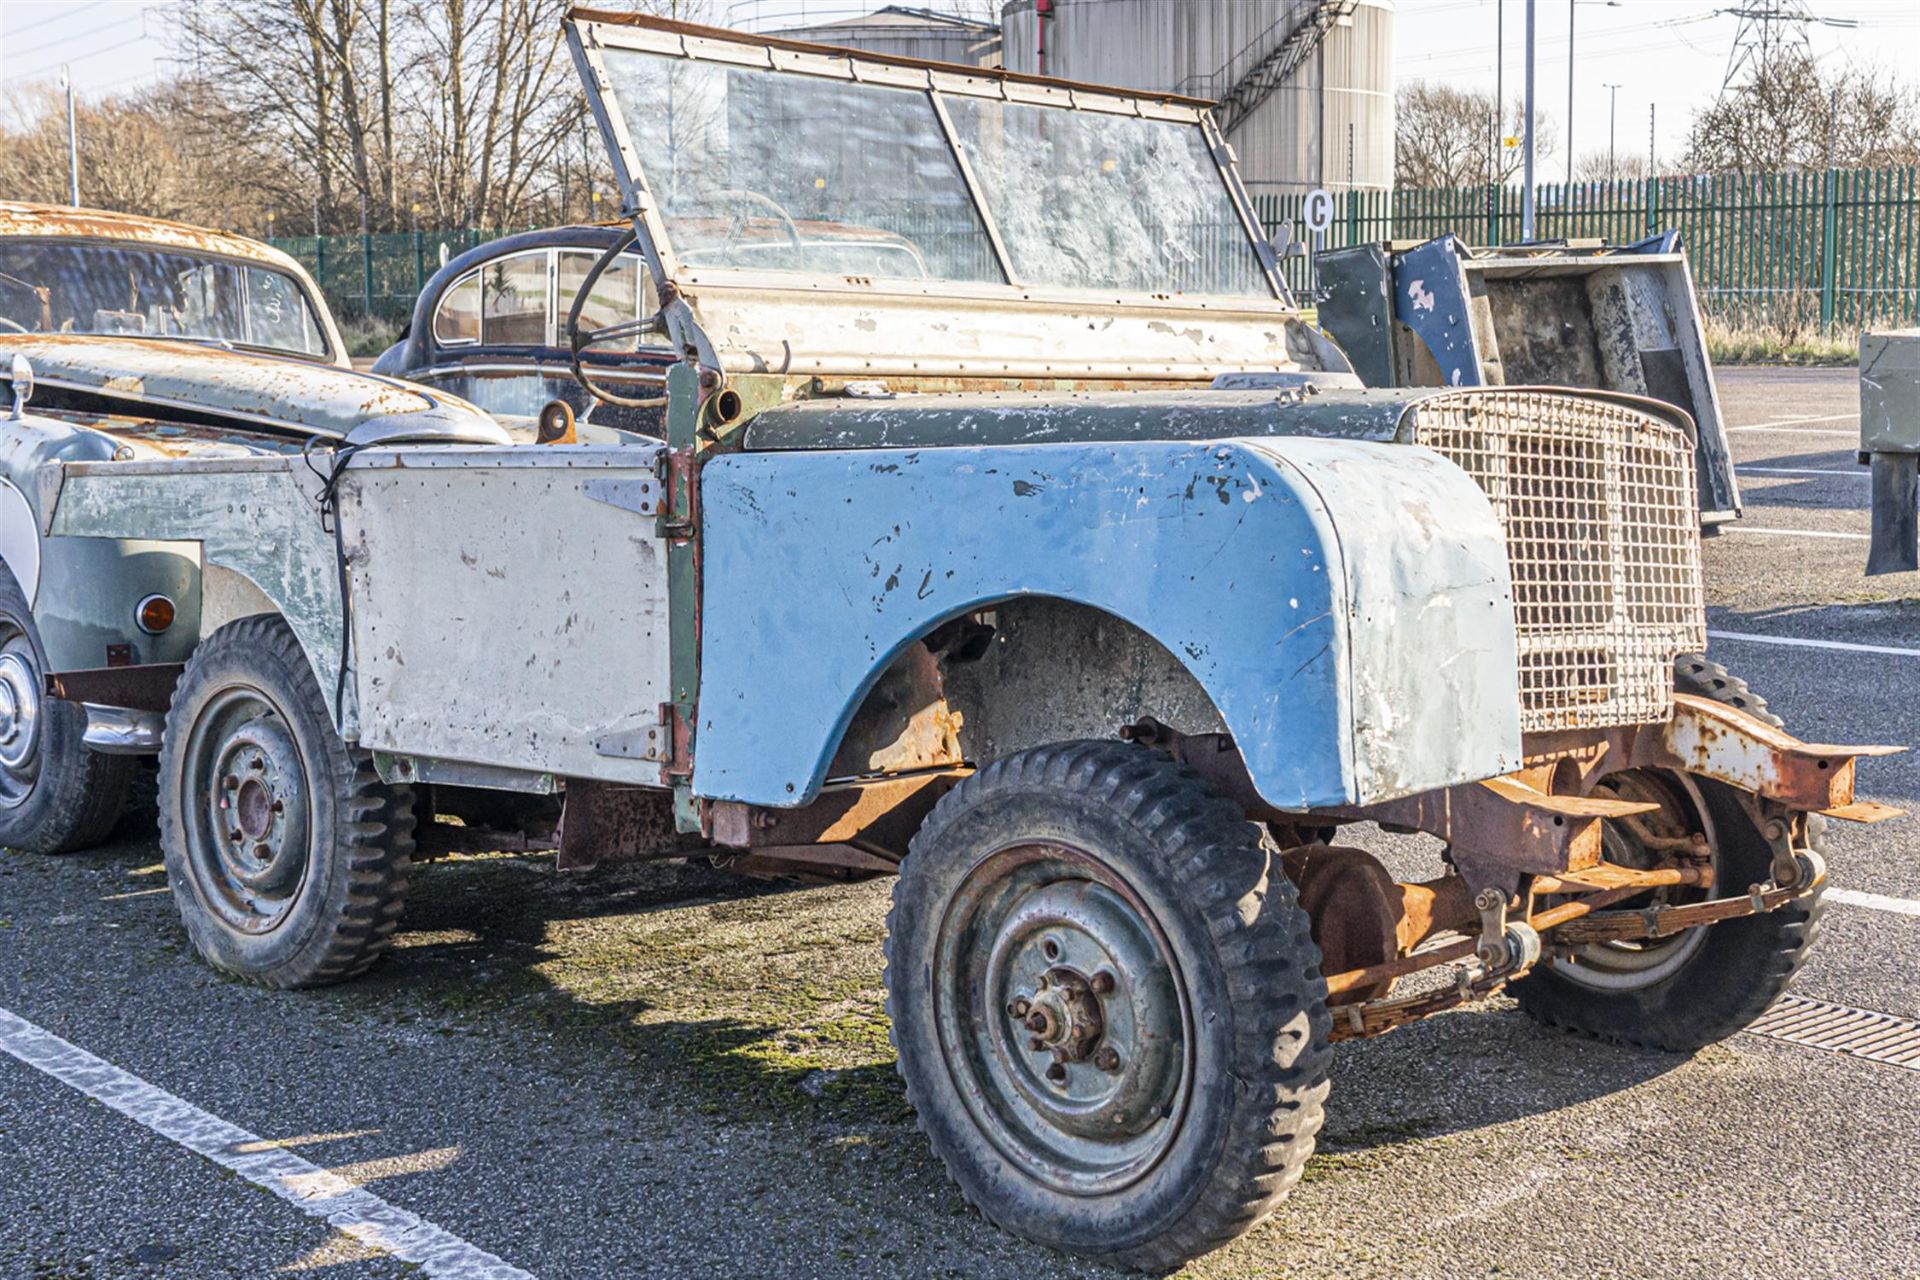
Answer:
[
  {"left": 1685, "top": 54, "right": 1920, "bottom": 173},
  {"left": 0, "top": 83, "right": 273, "bottom": 228},
  {"left": 1395, "top": 82, "right": 1554, "bottom": 189},
  {"left": 1572, "top": 149, "right": 1647, "bottom": 183}
]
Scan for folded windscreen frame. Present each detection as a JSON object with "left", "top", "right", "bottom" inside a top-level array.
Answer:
[{"left": 562, "top": 10, "right": 1320, "bottom": 385}]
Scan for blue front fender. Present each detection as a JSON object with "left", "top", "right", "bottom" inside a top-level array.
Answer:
[{"left": 696, "top": 437, "right": 1522, "bottom": 810}]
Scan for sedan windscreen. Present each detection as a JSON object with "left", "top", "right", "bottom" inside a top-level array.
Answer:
[{"left": 0, "top": 240, "right": 330, "bottom": 359}]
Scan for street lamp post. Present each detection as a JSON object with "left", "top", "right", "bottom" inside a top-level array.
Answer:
[
  {"left": 1522, "top": 0, "right": 1536, "bottom": 240},
  {"left": 57, "top": 65, "right": 79, "bottom": 207},
  {"left": 1605, "top": 83, "right": 1622, "bottom": 179}
]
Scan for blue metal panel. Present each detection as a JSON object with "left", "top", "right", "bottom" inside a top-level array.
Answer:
[
  {"left": 696, "top": 437, "right": 1522, "bottom": 812},
  {"left": 1389, "top": 235, "right": 1481, "bottom": 388}
]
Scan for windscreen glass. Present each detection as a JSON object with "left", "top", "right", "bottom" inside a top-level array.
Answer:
[
  {"left": 942, "top": 97, "right": 1270, "bottom": 297},
  {"left": 0, "top": 241, "right": 330, "bottom": 358},
  {"left": 602, "top": 53, "right": 1001, "bottom": 283},
  {"left": 593, "top": 44, "right": 1272, "bottom": 298}
]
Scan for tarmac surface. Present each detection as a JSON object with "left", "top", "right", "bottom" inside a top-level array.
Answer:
[{"left": 3, "top": 365, "right": 1917, "bottom": 1280}]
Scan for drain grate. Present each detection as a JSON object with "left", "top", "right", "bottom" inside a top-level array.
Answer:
[{"left": 1747, "top": 995, "right": 1920, "bottom": 1070}]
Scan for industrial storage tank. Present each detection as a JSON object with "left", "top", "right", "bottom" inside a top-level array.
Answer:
[
  {"left": 744, "top": 4, "right": 1004, "bottom": 68},
  {"left": 999, "top": 0, "right": 1394, "bottom": 201}
]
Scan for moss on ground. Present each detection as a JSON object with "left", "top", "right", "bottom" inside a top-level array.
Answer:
[{"left": 380, "top": 854, "right": 913, "bottom": 1121}]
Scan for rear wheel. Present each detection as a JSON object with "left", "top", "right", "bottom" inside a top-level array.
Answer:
[
  {"left": 0, "top": 561, "right": 132, "bottom": 853},
  {"left": 885, "top": 740, "right": 1330, "bottom": 1272},
  {"left": 1514, "top": 658, "right": 1821, "bottom": 1050},
  {"left": 158, "top": 615, "right": 414, "bottom": 988}
]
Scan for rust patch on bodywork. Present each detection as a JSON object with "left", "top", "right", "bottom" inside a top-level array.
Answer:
[
  {"left": 707, "top": 769, "right": 966, "bottom": 862},
  {"left": 556, "top": 781, "right": 698, "bottom": 870},
  {"left": 0, "top": 200, "right": 301, "bottom": 271}
]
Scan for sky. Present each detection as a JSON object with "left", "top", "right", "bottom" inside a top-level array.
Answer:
[
  {"left": 1392, "top": 0, "right": 1920, "bottom": 175},
  {"left": 2, "top": 0, "right": 1918, "bottom": 169}
]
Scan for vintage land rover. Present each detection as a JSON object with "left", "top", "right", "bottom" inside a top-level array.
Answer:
[{"left": 0, "top": 11, "right": 1902, "bottom": 1271}]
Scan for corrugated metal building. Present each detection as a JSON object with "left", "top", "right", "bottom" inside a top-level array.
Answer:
[
  {"left": 760, "top": 5, "right": 1005, "bottom": 67},
  {"left": 755, "top": 1, "right": 1393, "bottom": 202},
  {"left": 999, "top": 1, "right": 1393, "bottom": 200}
]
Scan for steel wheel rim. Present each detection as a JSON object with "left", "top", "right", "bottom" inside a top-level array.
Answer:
[
  {"left": 1549, "top": 770, "right": 1715, "bottom": 991},
  {"left": 180, "top": 684, "right": 312, "bottom": 934},
  {"left": 0, "top": 626, "right": 43, "bottom": 809},
  {"left": 933, "top": 841, "right": 1192, "bottom": 1196}
]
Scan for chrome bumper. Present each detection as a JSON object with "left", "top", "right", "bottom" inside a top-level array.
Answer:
[{"left": 83, "top": 704, "right": 164, "bottom": 754}]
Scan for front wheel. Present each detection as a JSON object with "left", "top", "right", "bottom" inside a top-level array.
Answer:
[
  {"left": 0, "top": 561, "right": 132, "bottom": 854},
  {"left": 1514, "top": 658, "right": 1821, "bottom": 1051},
  {"left": 158, "top": 615, "right": 414, "bottom": 988},
  {"left": 885, "top": 740, "right": 1330, "bottom": 1272}
]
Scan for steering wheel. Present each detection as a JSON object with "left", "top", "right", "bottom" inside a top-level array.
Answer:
[
  {"left": 565, "top": 229, "right": 671, "bottom": 410},
  {"left": 683, "top": 188, "right": 803, "bottom": 262}
]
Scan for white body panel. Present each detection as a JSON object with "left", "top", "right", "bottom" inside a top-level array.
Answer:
[{"left": 335, "top": 445, "right": 672, "bottom": 786}]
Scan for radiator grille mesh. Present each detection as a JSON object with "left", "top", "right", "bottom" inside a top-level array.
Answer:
[{"left": 1409, "top": 391, "right": 1706, "bottom": 733}]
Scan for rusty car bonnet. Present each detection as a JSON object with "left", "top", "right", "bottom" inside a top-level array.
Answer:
[
  {"left": 563, "top": 10, "right": 1345, "bottom": 386},
  {"left": 0, "top": 334, "right": 509, "bottom": 445}
]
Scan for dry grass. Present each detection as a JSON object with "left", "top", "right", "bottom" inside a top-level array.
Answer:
[{"left": 1704, "top": 318, "right": 1856, "bottom": 367}]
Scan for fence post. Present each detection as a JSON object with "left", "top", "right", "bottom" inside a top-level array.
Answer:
[
  {"left": 361, "top": 232, "right": 375, "bottom": 319},
  {"left": 1346, "top": 186, "right": 1359, "bottom": 247},
  {"left": 413, "top": 228, "right": 426, "bottom": 297},
  {"left": 1819, "top": 167, "right": 1839, "bottom": 330},
  {"left": 1486, "top": 182, "right": 1498, "bottom": 246},
  {"left": 314, "top": 236, "right": 327, "bottom": 298},
  {"left": 1645, "top": 176, "right": 1659, "bottom": 237}
]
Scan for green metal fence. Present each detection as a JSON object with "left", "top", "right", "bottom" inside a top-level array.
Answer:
[
  {"left": 268, "top": 228, "right": 541, "bottom": 326},
  {"left": 278, "top": 166, "right": 1920, "bottom": 336},
  {"left": 1256, "top": 165, "right": 1920, "bottom": 334}
]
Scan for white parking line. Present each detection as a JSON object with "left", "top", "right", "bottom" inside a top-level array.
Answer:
[
  {"left": 1737, "top": 466, "right": 1868, "bottom": 479},
  {"left": 1829, "top": 888, "right": 1920, "bottom": 918},
  {"left": 1729, "top": 412, "right": 1859, "bottom": 432},
  {"left": 1718, "top": 526, "right": 1869, "bottom": 541},
  {"left": 1708, "top": 629, "right": 1920, "bottom": 658},
  {"left": 1727, "top": 426, "right": 1857, "bottom": 437},
  {"left": 0, "top": 1006, "right": 534, "bottom": 1280}
]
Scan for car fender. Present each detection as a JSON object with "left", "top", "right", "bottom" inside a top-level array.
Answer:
[
  {"left": 0, "top": 411, "right": 201, "bottom": 671},
  {"left": 696, "top": 437, "right": 1522, "bottom": 811}
]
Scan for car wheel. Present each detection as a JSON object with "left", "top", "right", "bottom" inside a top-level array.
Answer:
[
  {"left": 885, "top": 739, "right": 1331, "bottom": 1271},
  {"left": 158, "top": 614, "right": 413, "bottom": 988},
  {"left": 1513, "top": 659, "right": 1822, "bottom": 1051},
  {"left": 0, "top": 560, "right": 133, "bottom": 854}
]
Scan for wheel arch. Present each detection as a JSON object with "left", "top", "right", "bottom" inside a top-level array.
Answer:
[
  {"left": 695, "top": 437, "right": 1523, "bottom": 811},
  {"left": 821, "top": 594, "right": 1229, "bottom": 785}
]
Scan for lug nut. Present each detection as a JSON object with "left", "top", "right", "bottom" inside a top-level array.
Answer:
[
  {"left": 1094, "top": 1046, "right": 1121, "bottom": 1072},
  {"left": 1008, "top": 998, "right": 1030, "bottom": 1018},
  {"left": 1028, "top": 1036, "right": 1045, "bottom": 1052},
  {"left": 1090, "top": 970, "right": 1115, "bottom": 995}
]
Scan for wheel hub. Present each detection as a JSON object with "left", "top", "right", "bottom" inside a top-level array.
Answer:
[
  {"left": 933, "top": 844, "right": 1193, "bottom": 1196},
  {"left": 207, "top": 712, "right": 308, "bottom": 898},
  {"left": 0, "top": 649, "right": 41, "bottom": 773}
]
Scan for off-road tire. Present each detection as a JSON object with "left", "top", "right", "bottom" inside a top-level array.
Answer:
[
  {"left": 1674, "top": 653, "right": 1782, "bottom": 726},
  {"left": 0, "top": 560, "right": 133, "bottom": 853},
  {"left": 885, "top": 740, "right": 1331, "bottom": 1272},
  {"left": 1514, "top": 658, "right": 1822, "bottom": 1051},
  {"left": 158, "top": 615, "right": 414, "bottom": 988}
]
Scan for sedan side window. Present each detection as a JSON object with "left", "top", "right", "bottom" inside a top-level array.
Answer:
[
  {"left": 433, "top": 270, "right": 480, "bottom": 344},
  {"left": 480, "top": 252, "right": 550, "bottom": 345},
  {"left": 557, "top": 249, "right": 664, "bottom": 346}
]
